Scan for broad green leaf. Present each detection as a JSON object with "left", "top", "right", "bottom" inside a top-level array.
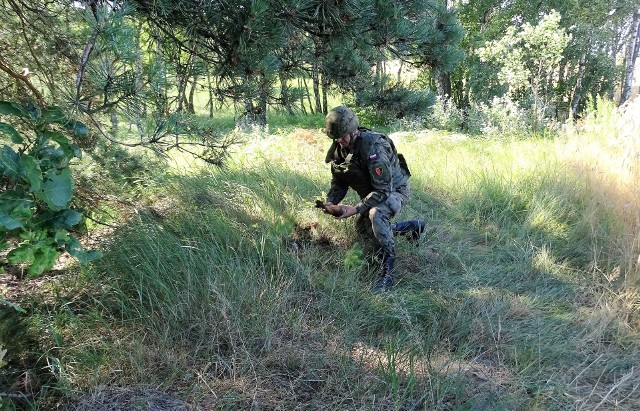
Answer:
[
  {"left": 19, "top": 155, "right": 42, "bottom": 192},
  {"left": 44, "top": 131, "right": 81, "bottom": 159},
  {"left": 0, "top": 101, "right": 28, "bottom": 118},
  {"left": 0, "top": 122, "right": 23, "bottom": 144},
  {"left": 34, "top": 145, "right": 66, "bottom": 168},
  {"left": 10, "top": 204, "right": 32, "bottom": 221},
  {"left": 75, "top": 249, "right": 102, "bottom": 263},
  {"left": 26, "top": 103, "right": 41, "bottom": 121},
  {"left": 66, "top": 236, "right": 102, "bottom": 263},
  {"left": 40, "top": 168, "right": 73, "bottom": 210},
  {"left": 0, "top": 189, "right": 32, "bottom": 214},
  {"left": 69, "top": 120, "right": 89, "bottom": 137},
  {"left": 0, "top": 211, "right": 22, "bottom": 230},
  {"left": 19, "top": 230, "right": 37, "bottom": 241},
  {"left": 53, "top": 209, "right": 82, "bottom": 229},
  {"left": 41, "top": 107, "right": 67, "bottom": 124},
  {"left": 54, "top": 230, "right": 70, "bottom": 242},
  {"left": 0, "top": 145, "right": 20, "bottom": 178},
  {"left": 28, "top": 246, "right": 59, "bottom": 277},
  {"left": 40, "top": 107, "right": 88, "bottom": 137}
]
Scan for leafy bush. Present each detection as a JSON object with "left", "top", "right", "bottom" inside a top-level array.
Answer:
[
  {"left": 0, "top": 101, "right": 100, "bottom": 277},
  {"left": 465, "top": 95, "right": 562, "bottom": 138},
  {"left": 424, "top": 96, "right": 465, "bottom": 131},
  {"left": 465, "top": 96, "right": 531, "bottom": 137}
]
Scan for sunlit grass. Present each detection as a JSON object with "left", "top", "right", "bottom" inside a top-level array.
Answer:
[{"left": 2, "top": 98, "right": 639, "bottom": 410}]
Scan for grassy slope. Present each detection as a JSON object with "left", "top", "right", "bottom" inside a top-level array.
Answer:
[{"left": 1, "top": 104, "right": 639, "bottom": 410}]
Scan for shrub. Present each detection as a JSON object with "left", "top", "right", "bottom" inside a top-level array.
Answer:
[{"left": 0, "top": 101, "right": 101, "bottom": 277}]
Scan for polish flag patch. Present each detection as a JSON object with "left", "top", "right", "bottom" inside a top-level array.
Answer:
[{"left": 369, "top": 153, "right": 378, "bottom": 160}]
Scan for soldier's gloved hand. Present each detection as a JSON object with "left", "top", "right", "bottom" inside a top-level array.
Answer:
[
  {"left": 316, "top": 201, "right": 344, "bottom": 217},
  {"left": 336, "top": 204, "right": 357, "bottom": 219},
  {"left": 322, "top": 202, "right": 335, "bottom": 215}
]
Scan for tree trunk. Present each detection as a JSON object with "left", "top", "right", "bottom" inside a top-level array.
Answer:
[
  {"left": 134, "top": 23, "right": 144, "bottom": 132},
  {"left": 302, "top": 76, "right": 313, "bottom": 114},
  {"left": 187, "top": 76, "right": 197, "bottom": 114},
  {"left": 436, "top": 68, "right": 452, "bottom": 101},
  {"left": 279, "top": 71, "right": 295, "bottom": 115},
  {"left": 312, "top": 62, "right": 322, "bottom": 114},
  {"left": 110, "top": 110, "right": 118, "bottom": 130},
  {"left": 207, "top": 68, "right": 214, "bottom": 118},
  {"left": 571, "top": 53, "right": 587, "bottom": 118},
  {"left": 155, "top": 29, "right": 169, "bottom": 115},
  {"left": 176, "top": 54, "right": 194, "bottom": 113},
  {"left": 298, "top": 78, "right": 308, "bottom": 115},
  {"left": 463, "top": 74, "right": 470, "bottom": 108},
  {"left": 557, "top": 59, "right": 566, "bottom": 92},
  {"left": 176, "top": 69, "right": 186, "bottom": 113},
  {"left": 322, "top": 76, "right": 328, "bottom": 115},
  {"left": 556, "top": 59, "right": 569, "bottom": 120},
  {"left": 620, "top": 11, "right": 640, "bottom": 106},
  {"left": 258, "top": 82, "right": 268, "bottom": 126}
]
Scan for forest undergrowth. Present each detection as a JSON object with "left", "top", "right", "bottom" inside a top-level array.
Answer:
[{"left": 1, "top": 99, "right": 639, "bottom": 410}]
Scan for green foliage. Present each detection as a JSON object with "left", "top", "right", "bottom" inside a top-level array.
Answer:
[
  {"left": 130, "top": 0, "right": 464, "bottom": 119},
  {"left": 352, "top": 80, "right": 436, "bottom": 126},
  {"left": 454, "top": 1, "right": 637, "bottom": 120},
  {"left": 0, "top": 101, "right": 101, "bottom": 277},
  {"left": 0, "top": 344, "right": 5, "bottom": 368},
  {"left": 90, "top": 141, "right": 150, "bottom": 183},
  {"left": 465, "top": 96, "right": 532, "bottom": 137},
  {"left": 0, "top": 296, "right": 25, "bottom": 313},
  {"left": 0, "top": 344, "right": 5, "bottom": 408},
  {"left": 343, "top": 243, "right": 365, "bottom": 271},
  {"left": 423, "top": 96, "right": 465, "bottom": 131},
  {"left": 476, "top": 11, "right": 569, "bottom": 123}
]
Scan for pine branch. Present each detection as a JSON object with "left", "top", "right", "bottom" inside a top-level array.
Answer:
[{"left": 0, "top": 57, "right": 45, "bottom": 107}]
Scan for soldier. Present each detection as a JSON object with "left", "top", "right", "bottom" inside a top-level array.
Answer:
[{"left": 320, "top": 106, "right": 425, "bottom": 292}]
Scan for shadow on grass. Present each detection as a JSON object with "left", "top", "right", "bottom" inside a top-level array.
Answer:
[
  {"left": 67, "top": 163, "right": 499, "bottom": 410},
  {"left": 84, "top": 159, "right": 639, "bottom": 409},
  {"left": 3, "top": 154, "right": 638, "bottom": 410}
]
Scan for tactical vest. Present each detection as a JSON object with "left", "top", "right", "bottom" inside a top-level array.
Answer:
[{"left": 325, "top": 129, "right": 410, "bottom": 200}]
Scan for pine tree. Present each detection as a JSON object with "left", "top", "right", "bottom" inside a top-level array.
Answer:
[{"left": 130, "top": 0, "right": 466, "bottom": 121}]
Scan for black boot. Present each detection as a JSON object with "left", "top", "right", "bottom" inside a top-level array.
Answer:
[
  {"left": 393, "top": 220, "right": 426, "bottom": 243},
  {"left": 372, "top": 252, "right": 395, "bottom": 293}
]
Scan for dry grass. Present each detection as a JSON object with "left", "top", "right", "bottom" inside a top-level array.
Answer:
[{"left": 561, "top": 98, "right": 640, "bottom": 285}]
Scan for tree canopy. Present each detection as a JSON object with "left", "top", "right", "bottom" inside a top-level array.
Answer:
[{"left": 1, "top": 0, "right": 638, "bottom": 129}]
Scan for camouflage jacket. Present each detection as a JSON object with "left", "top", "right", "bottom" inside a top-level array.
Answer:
[{"left": 325, "top": 129, "right": 410, "bottom": 215}]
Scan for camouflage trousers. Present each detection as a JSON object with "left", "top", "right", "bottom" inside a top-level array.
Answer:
[{"left": 354, "top": 184, "right": 410, "bottom": 257}]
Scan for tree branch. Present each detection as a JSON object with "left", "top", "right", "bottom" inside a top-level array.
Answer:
[{"left": 0, "top": 58, "right": 46, "bottom": 107}]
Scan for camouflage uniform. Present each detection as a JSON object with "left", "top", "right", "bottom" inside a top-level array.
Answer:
[
  {"left": 323, "top": 106, "right": 423, "bottom": 292},
  {"left": 325, "top": 129, "right": 411, "bottom": 260}
]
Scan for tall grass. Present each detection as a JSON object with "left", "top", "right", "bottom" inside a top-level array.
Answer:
[
  {"left": 3, "top": 99, "right": 639, "bottom": 410},
  {"left": 561, "top": 97, "right": 640, "bottom": 284},
  {"left": 82, "top": 100, "right": 640, "bottom": 409}
]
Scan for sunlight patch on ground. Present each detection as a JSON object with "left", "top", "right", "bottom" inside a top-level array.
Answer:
[{"left": 349, "top": 340, "right": 514, "bottom": 389}]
